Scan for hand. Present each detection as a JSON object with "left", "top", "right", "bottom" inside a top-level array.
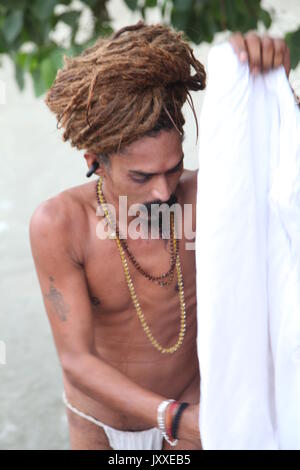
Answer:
[{"left": 229, "top": 31, "right": 291, "bottom": 78}]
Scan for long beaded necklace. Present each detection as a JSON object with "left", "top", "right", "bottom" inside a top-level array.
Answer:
[
  {"left": 96, "top": 176, "right": 186, "bottom": 354},
  {"left": 96, "top": 178, "right": 178, "bottom": 287}
]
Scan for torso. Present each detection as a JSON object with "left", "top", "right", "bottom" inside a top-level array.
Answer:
[{"left": 61, "top": 170, "right": 199, "bottom": 430}]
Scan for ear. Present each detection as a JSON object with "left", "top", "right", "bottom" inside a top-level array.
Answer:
[{"left": 84, "top": 152, "right": 105, "bottom": 176}]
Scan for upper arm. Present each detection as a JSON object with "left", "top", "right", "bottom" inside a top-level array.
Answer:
[{"left": 29, "top": 198, "right": 95, "bottom": 371}]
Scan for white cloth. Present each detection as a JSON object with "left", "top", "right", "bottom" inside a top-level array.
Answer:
[
  {"left": 196, "top": 42, "right": 300, "bottom": 450},
  {"left": 62, "top": 390, "right": 164, "bottom": 450}
]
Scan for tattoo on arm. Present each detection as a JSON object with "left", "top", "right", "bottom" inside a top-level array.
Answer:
[{"left": 44, "top": 276, "right": 70, "bottom": 322}]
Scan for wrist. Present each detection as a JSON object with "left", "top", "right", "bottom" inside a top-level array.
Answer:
[{"left": 176, "top": 403, "right": 192, "bottom": 440}]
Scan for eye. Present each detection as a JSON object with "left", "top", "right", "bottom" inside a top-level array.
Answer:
[{"left": 131, "top": 175, "right": 151, "bottom": 184}]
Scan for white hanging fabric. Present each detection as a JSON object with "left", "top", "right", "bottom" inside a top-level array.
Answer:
[{"left": 196, "top": 42, "right": 300, "bottom": 450}]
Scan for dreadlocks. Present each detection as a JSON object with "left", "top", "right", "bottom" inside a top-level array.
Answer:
[{"left": 45, "top": 20, "right": 206, "bottom": 157}]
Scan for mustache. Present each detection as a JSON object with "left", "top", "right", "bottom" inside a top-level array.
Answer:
[{"left": 143, "top": 194, "right": 178, "bottom": 212}]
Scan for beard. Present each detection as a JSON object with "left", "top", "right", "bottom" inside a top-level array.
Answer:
[{"left": 142, "top": 194, "right": 178, "bottom": 238}]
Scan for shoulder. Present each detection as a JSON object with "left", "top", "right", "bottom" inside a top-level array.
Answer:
[
  {"left": 179, "top": 169, "right": 198, "bottom": 204},
  {"left": 30, "top": 190, "right": 80, "bottom": 234},
  {"left": 29, "top": 187, "right": 86, "bottom": 265},
  {"left": 181, "top": 168, "right": 198, "bottom": 183}
]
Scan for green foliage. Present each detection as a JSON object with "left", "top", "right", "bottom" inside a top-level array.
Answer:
[
  {"left": 124, "top": 0, "right": 138, "bottom": 11},
  {"left": 157, "top": 0, "right": 273, "bottom": 44},
  {"left": 0, "top": 0, "right": 299, "bottom": 97},
  {"left": 0, "top": 0, "right": 112, "bottom": 96}
]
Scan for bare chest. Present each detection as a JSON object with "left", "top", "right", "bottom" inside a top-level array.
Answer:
[
  {"left": 82, "top": 212, "right": 197, "bottom": 365},
  {"left": 63, "top": 180, "right": 199, "bottom": 428}
]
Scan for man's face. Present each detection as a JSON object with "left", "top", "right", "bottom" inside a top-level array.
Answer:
[{"left": 102, "top": 128, "right": 184, "bottom": 221}]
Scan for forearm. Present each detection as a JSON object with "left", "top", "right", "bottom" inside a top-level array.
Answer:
[{"left": 64, "top": 353, "right": 167, "bottom": 428}]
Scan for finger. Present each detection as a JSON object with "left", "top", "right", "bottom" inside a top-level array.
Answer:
[
  {"left": 229, "top": 32, "right": 248, "bottom": 63},
  {"left": 273, "top": 38, "right": 286, "bottom": 69},
  {"left": 244, "top": 32, "right": 262, "bottom": 74},
  {"left": 261, "top": 35, "right": 274, "bottom": 72},
  {"left": 283, "top": 44, "right": 291, "bottom": 77}
]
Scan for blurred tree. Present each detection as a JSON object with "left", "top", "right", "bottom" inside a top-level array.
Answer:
[
  {"left": 0, "top": 0, "right": 113, "bottom": 95},
  {"left": 0, "top": 0, "right": 299, "bottom": 97}
]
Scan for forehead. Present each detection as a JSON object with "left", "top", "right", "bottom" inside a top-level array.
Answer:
[{"left": 112, "top": 129, "right": 184, "bottom": 172}]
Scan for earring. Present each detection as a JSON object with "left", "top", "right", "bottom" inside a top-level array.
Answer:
[{"left": 86, "top": 161, "right": 99, "bottom": 178}]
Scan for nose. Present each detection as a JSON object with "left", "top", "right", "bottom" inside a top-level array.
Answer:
[{"left": 151, "top": 175, "right": 171, "bottom": 202}]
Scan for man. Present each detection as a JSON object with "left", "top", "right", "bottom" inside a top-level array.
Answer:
[{"left": 29, "top": 22, "right": 291, "bottom": 450}]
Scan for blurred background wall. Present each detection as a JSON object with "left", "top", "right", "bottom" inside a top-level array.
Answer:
[{"left": 0, "top": 0, "right": 299, "bottom": 449}]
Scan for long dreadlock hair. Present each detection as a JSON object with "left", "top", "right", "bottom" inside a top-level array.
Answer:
[{"left": 45, "top": 20, "right": 206, "bottom": 160}]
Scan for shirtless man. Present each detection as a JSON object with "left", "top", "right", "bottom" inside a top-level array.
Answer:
[{"left": 29, "top": 22, "right": 291, "bottom": 450}]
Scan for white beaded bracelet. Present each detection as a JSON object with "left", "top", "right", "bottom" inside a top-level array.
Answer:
[{"left": 157, "top": 399, "right": 178, "bottom": 447}]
